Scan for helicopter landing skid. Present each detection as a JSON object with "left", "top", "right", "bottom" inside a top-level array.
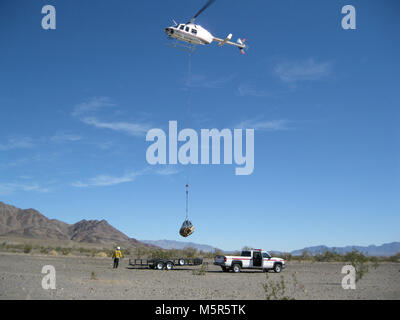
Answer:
[{"left": 166, "top": 39, "right": 196, "bottom": 53}]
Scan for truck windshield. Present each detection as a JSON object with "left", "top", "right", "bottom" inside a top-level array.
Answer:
[
  {"left": 262, "top": 252, "right": 271, "bottom": 259},
  {"left": 241, "top": 251, "right": 251, "bottom": 257}
]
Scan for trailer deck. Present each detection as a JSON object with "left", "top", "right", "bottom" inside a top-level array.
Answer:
[{"left": 129, "top": 258, "right": 203, "bottom": 270}]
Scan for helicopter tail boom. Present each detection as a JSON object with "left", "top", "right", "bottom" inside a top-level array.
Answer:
[
  {"left": 217, "top": 33, "right": 233, "bottom": 46},
  {"left": 213, "top": 36, "right": 247, "bottom": 54}
]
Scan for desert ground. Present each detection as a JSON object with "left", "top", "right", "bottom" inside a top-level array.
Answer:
[{"left": 0, "top": 252, "right": 399, "bottom": 300}]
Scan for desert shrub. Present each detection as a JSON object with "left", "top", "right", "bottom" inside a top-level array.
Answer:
[
  {"left": 182, "top": 247, "right": 197, "bottom": 258},
  {"left": 314, "top": 250, "right": 343, "bottom": 262},
  {"left": 79, "top": 247, "right": 89, "bottom": 254},
  {"left": 298, "top": 250, "right": 313, "bottom": 262},
  {"left": 169, "top": 249, "right": 180, "bottom": 258},
  {"left": 135, "top": 247, "right": 150, "bottom": 258},
  {"left": 263, "top": 274, "right": 291, "bottom": 300},
  {"left": 40, "top": 247, "right": 49, "bottom": 254},
  {"left": 279, "top": 253, "right": 292, "bottom": 261},
  {"left": 61, "top": 248, "right": 72, "bottom": 256},
  {"left": 91, "top": 271, "right": 97, "bottom": 280},
  {"left": 387, "top": 253, "right": 400, "bottom": 263},
  {"left": 105, "top": 249, "right": 113, "bottom": 257},
  {"left": 12, "top": 244, "right": 25, "bottom": 252},
  {"left": 23, "top": 244, "right": 32, "bottom": 254},
  {"left": 192, "top": 263, "right": 208, "bottom": 276},
  {"left": 263, "top": 272, "right": 305, "bottom": 300},
  {"left": 150, "top": 249, "right": 171, "bottom": 259},
  {"left": 344, "top": 250, "right": 369, "bottom": 282}
]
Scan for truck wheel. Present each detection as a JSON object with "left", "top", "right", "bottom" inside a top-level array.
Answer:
[
  {"left": 232, "top": 264, "right": 241, "bottom": 273},
  {"left": 156, "top": 261, "right": 164, "bottom": 270},
  {"left": 165, "top": 261, "right": 174, "bottom": 270},
  {"left": 273, "top": 263, "right": 282, "bottom": 273},
  {"left": 221, "top": 266, "right": 229, "bottom": 272}
]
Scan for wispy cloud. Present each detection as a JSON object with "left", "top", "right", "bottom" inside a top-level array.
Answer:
[
  {"left": 238, "top": 84, "right": 270, "bottom": 97},
  {"left": 73, "top": 97, "right": 151, "bottom": 137},
  {"left": 71, "top": 171, "right": 142, "bottom": 188},
  {"left": 0, "top": 137, "right": 35, "bottom": 151},
  {"left": 236, "top": 118, "right": 291, "bottom": 131},
  {"left": 81, "top": 117, "right": 151, "bottom": 137},
  {"left": 0, "top": 134, "right": 81, "bottom": 151},
  {"left": 155, "top": 166, "right": 181, "bottom": 176},
  {"left": 275, "top": 58, "right": 332, "bottom": 83},
  {"left": 72, "top": 97, "right": 115, "bottom": 117},
  {"left": 0, "top": 182, "right": 51, "bottom": 195},
  {"left": 96, "top": 141, "right": 114, "bottom": 150},
  {"left": 72, "top": 166, "right": 180, "bottom": 188},
  {"left": 51, "top": 133, "right": 82, "bottom": 143}
]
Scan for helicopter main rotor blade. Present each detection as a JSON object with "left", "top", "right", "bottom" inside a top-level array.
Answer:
[{"left": 188, "top": 0, "right": 216, "bottom": 24}]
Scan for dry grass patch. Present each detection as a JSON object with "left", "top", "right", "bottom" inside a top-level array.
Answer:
[
  {"left": 48, "top": 250, "right": 58, "bottom": 256},
  {"left": 95, "top": 252, "right": 108, "bottom": 258}
]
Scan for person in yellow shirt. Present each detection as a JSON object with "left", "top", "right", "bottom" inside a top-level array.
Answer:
[{"left": 112, "top": 246, "right": 123, "bottom": 269}]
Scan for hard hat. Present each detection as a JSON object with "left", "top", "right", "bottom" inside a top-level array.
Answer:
[{"left": 116, "top": 246, "right": 120, "bottom": 250}]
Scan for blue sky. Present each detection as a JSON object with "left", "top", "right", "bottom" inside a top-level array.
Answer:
[{"left": 0, "top": 0, "right": 399, "bottom": 252}]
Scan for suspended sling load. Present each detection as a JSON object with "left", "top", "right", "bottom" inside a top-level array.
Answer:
[
  {"left": 180, "top": 220, "right": 194, "bottom": 238},
  {"left": 179, "top": 184, "right": 195, "bottom": 237}
]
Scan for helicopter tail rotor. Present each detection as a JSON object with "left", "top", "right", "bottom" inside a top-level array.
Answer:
[{"left": 237, "top": 38, "right": 247, "bottom": 55}]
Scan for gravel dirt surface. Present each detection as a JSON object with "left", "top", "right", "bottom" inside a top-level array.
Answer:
[{"left": 0, "top": 253, "right": 399, "bottom": 300}]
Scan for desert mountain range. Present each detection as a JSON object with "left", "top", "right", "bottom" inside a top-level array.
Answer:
[
  {"left": 142, "top": 239, "right": 400, "bottom": 256},
  {"left": 0, "top": 202, "right": 150, "bottom": 247},
  {"left": 1, "top": 202, "right": 398, "bottom": 256}
]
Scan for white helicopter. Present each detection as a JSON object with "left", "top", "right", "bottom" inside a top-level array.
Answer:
[{"left": 164, "top": 0, "right": 247, "bottom": 54}]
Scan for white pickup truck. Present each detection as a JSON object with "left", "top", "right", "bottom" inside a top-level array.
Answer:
[{"left": 214, "top": 249, "right": 286, "bottom": 273}]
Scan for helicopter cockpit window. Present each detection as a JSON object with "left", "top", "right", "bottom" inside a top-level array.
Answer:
[
  {"left": 185, "top": 26, "right": 190, "bottom": 32},
  {"left": 191, "top": 29, "right": 197, "bottom": 35},
  {"left": 179, "top": 25, "right": 184, "bottom": 30}
]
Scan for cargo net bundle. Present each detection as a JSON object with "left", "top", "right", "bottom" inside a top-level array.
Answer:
[{"left": 179, "top": 220, "right": 194, "bottom": 238}]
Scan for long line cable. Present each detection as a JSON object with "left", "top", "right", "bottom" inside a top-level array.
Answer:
[{"left": 185, "top": 52, "right": 192, "bottom": 221}]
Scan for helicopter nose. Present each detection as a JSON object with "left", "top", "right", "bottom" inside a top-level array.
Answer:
[{"left": 165, "top": 28, "right": 174, "bottom": 35}]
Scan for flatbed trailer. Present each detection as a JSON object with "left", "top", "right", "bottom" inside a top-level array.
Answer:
[{"left": 129, "top": 258, "right": 203, "bottom": 270}]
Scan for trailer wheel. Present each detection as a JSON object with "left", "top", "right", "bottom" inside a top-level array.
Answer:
[
  {"left": 156, "top": 261, "right": 164, "bottom": 270},
  {"left": 165, "top": 261, "right": 174, "bottom": 270},
  {"left": 178, "top": 259, "right": 186, "bottom": 266},
  {"left": 232, "top": 264, "right": 241, "bottom": 273}
]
